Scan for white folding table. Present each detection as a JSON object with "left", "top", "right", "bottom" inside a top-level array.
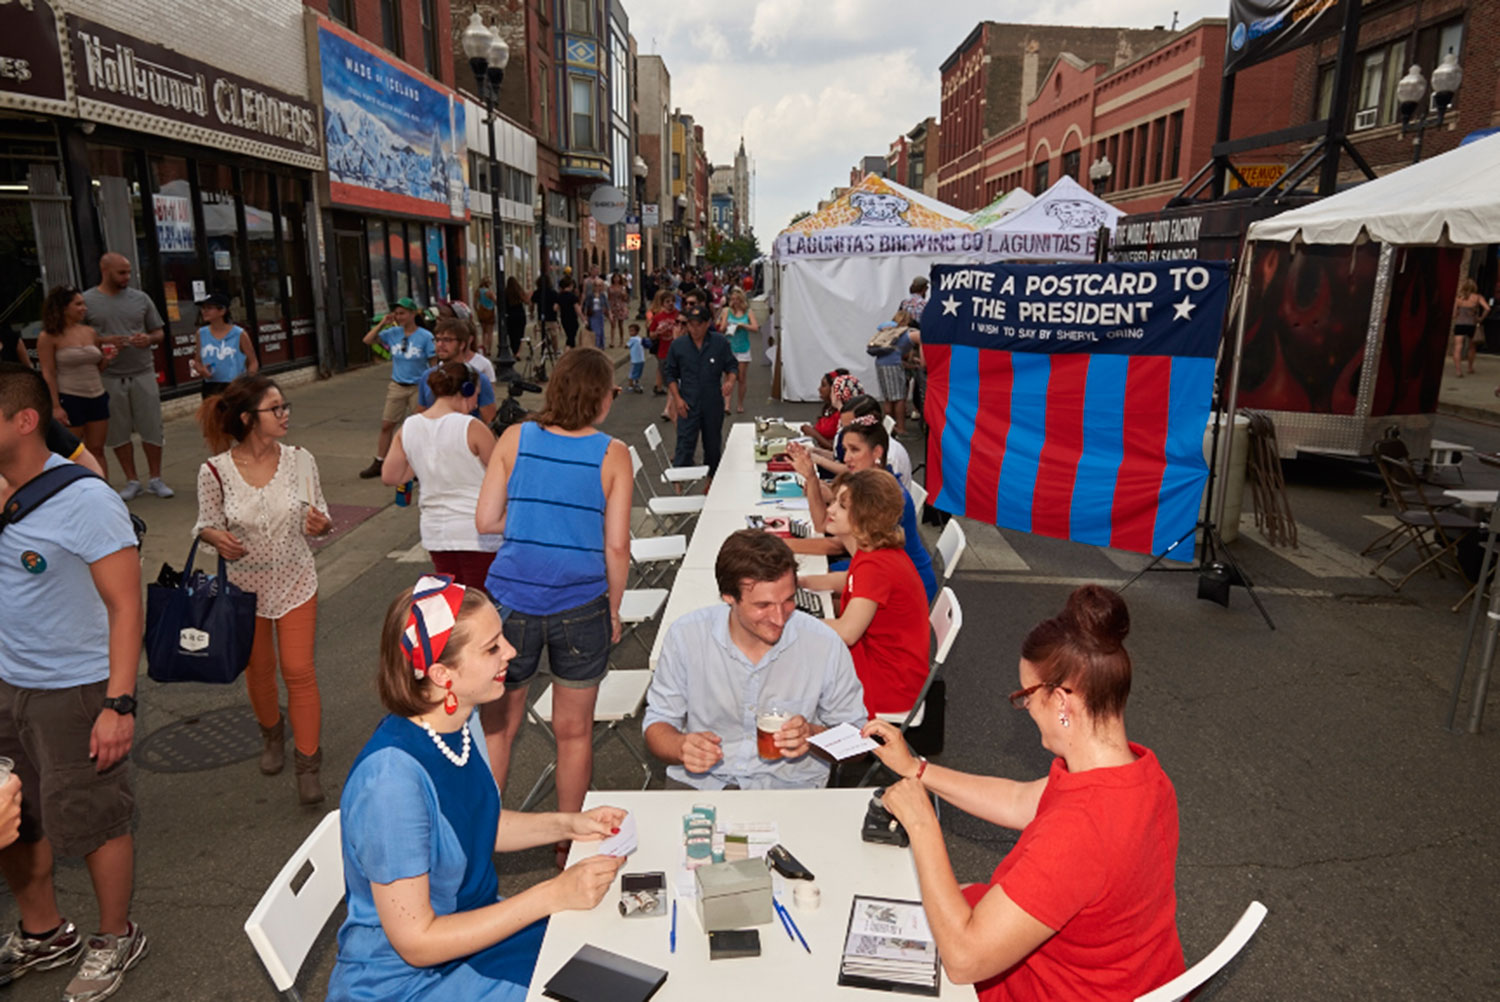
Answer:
[{"left": 524, "top": 788, "right": 975, "bottom": 1000}]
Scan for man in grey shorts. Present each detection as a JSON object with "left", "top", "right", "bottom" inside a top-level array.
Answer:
[{"left": 82, "top": 253, "right": 172, "bottom": 500}]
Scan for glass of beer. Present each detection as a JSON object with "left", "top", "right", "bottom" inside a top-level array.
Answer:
[{"left": 756, "top": 706, "right": 789, "bottom": 761}]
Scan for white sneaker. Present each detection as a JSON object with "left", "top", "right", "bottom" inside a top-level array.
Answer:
[
  {"left": 117, "top": 481, "right": 142, "bottom": 501},
  {"left": 144, "top": 477, "right": 174, "bottom": 498},
  {"left": 62, "top": 922, "right": 147, "bottom": 1002}
]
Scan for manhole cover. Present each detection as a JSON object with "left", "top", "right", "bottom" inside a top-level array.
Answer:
[{"left": 134, "top": 704, "right": 274, "bottom": 773}]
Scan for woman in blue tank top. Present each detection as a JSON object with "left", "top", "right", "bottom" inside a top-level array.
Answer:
[{"left": 476, "top": 347, "right": 632, "bottom": 863}]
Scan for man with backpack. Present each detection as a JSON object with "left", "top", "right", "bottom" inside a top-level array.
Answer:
[{"left": 0, "top": 363, "right": 147, "bottom": 1000}]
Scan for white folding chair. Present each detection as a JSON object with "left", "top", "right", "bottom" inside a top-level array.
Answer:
[
  {"left": 882, "top": 414, "right": 896, "bottom": 434},
  {"left": 643, "top": 423, "right": 709, "bottom": 494},
  {"left": 934, "top": 519, "right": 967, "bottom": 584},
  {"left": 906, "top": 477, "right": 928, "bottom": 511},
  {"left": 860, "top": 588, "right": 962, "bottom": 785},
  {"left": 244, "top": 811, "right": 345, "bottom": 1002},
  {"left": 631, "top": 532, "right": 686, "bottom": 587},
  {"left": 1134, "top": 901, "right": 1267, "bottom": 1002},
  {"left": 630, "top": 445, "right": 705, "bottom": 533},
  {"left": 617, "top": 587, "right": 668, "bottom": 657},
  {"left": 519, "top": 670, "right": 656, "bottom": 811}
]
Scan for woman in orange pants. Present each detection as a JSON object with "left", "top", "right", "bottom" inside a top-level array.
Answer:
[{"left": 194, "top": 374, "right": 332, "bottom": 804}]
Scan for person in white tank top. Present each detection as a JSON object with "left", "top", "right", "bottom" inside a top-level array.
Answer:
[{"left": 382, "top": 360, "right": 500, "bottom": 590}]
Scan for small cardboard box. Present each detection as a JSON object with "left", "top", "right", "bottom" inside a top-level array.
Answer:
[{"left": 694, "top": 858, "right": 772, "bottom": 931}]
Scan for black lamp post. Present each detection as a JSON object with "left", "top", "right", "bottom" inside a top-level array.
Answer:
[
  {"left": 1397, "top": 50, "right": 1463, "bottom": 165},
  {"left": 462, "top": 14, "right": 513, "bottom": 370},
  {"left": 633, "top": 154, "right": 648, "bottom": 319}
]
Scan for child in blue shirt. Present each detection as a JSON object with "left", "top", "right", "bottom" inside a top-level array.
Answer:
[{"left": 626, "top": 323, "right": 645, "bottom": 393}]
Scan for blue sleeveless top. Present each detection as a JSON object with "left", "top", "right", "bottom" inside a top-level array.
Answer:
[
  {"left": 486, "top": 422, "right": 611, "bottom": 615},
  {"left": 328, "top": 714, "right": 545, "bottom": 1001},
  {"left": 198, "top": 326, "right": 248, "bottom": 382}
]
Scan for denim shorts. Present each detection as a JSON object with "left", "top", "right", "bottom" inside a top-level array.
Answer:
[{"left": 493, "top": 593, "right": 610, "bottom": 690}]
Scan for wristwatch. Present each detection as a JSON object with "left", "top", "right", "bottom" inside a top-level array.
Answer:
[{"left": 101, "top": 694, "right": 137, "bottom": 716}]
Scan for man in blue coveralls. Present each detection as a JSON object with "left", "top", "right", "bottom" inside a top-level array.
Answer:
[{"left": 663, "top": 302, "right": 738, "bottom": 480}]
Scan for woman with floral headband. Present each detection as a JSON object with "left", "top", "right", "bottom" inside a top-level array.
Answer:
[{"left": 328, "top": 576, "right": 626, "bottom": 1002}]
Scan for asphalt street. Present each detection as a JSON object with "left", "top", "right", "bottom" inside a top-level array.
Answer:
[{"left": 4, "top": 314, "right": 1500, "bottom": 1000}]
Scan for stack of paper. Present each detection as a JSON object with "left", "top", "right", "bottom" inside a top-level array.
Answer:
[{"left": 838, "top": 896, "right": 941, "bottom": 996}]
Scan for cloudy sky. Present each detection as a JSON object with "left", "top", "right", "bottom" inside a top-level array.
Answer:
[{"left": 624, "top": 0, "right": 1229, "bottom": 243}]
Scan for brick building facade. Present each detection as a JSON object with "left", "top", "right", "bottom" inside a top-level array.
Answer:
[{"left": 936, "top": 21, "right": 1175, "bottom": 209}]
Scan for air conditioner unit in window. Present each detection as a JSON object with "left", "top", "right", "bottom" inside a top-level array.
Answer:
[{"left": 1353, "top": 108, "right": 1378, "bottom": 130}]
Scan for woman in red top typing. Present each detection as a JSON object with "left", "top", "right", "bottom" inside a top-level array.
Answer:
[
  {"left": 799, "top": 469, "right": 929, "bottom": 715},
  {"left": 860, "top": 586, "right": 1184, "bottom": 1000}
]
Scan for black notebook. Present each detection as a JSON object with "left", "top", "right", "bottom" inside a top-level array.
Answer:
[
  {"left": 542, "top": 943, "right": 668, "bottom": 1002},
  {"left": 837, "top": 895, "right": 942, "bottom": 997}
]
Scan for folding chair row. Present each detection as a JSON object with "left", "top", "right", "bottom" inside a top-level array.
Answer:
[
  {"left": 643, "top": 423, "right": 708, "bottom": 494},
  {"left": 1368, "top": 453, "right": 1479, "bottom": 591},
  {"left": 629, "top": 445, "right": 705, "bottom": 534}
]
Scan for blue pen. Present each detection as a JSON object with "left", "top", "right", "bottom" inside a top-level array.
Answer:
[
  {"left": 772, "top": 897, "right": 795, "bottom": 942},
  {"left": 779, "top": 898, "right": 811, "bottom": 954},
  {"left": 670, "top": 899, "right": 677, "bottom": 954}
]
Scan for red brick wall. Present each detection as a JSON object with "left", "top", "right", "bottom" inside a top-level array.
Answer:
[{"left": 304, "top": 0, "right": 454, "bottom": 86}]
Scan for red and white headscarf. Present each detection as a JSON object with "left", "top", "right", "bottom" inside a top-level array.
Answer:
[
  {"left": 831, "top": 374, "right": 865, "bottom": 410},
  {"left": 401, "top": 575, "right": 467, "bottom": 678}
]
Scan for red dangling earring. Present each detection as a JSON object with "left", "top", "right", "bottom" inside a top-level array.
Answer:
[{"left": 443, "top": 680, "right": 458, "bottom": 716}]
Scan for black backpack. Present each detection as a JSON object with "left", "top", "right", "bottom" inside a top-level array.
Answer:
[{"left": 0, "top": 465, "right": 146, "bottom": 544}]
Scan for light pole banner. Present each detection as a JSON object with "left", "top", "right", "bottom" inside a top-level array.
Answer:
[{"left": 920, "top": 260, "right": 1229, "bottom": 558}]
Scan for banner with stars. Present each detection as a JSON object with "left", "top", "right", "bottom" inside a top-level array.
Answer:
[{"left": 920, "top": 260, "right": 1229, "bottom": 559}]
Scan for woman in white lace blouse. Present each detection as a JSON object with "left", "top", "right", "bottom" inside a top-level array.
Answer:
[{"left": 194, "top": 374, "right": 332, "bottom": 804}]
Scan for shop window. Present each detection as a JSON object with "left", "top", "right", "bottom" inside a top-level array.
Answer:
[
  {"left": 243, "top": 170, "right": 287, "bottom": 366},
  {"left": 423, "top": 224, "right": 446, "bottom": 302},
  {"left": 408, "top": 224, "right": 427, "bottom": 307},
  {"left": 279, "top": 176, "right": 315, "bottom": 360},
  {"left": 1, "top": 131, "right": 77, "bottom": 356},
  {"left": 197, "top": 163, "right": 246, "bottom": 348},
  {"left": 388, "top": 221, "right": 411, "bottom": 303},
  {"left": 368, "top": 218, "right": 391, "bottom": 318},
  {"left": 88, "top": 146, "right": 152, "bottom": 291},
  {"left": 148, "top": 155, "right": 203, "bottom": 385}
]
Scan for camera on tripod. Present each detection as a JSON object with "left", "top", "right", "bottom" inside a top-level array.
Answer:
[{"left": 860, "top": 788, "right": 910, "bottom": 848}]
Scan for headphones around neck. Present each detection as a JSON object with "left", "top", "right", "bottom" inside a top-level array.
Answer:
[{"left": 461, "top": 364, "right": 477, "bottom": 400}]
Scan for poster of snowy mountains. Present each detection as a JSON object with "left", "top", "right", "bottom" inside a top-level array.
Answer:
[{"left": 318, "top": 22, "right": 467, "bottom": 220}]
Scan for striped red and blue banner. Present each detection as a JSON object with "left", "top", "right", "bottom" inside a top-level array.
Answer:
[{"left": 921, "top": 261, "right": 1228, "bottom": 559}]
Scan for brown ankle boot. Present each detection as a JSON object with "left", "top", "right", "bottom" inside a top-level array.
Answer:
[
  {"left": 294, "top": 748, "right": 325, "bottom": 805},
  {"left": 259, "top": 719, "right": 285, "bottom": 775}
]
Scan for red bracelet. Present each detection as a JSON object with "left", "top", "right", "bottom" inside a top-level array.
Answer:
[{"left": 914, "top": 757, "right": 928, "bottom": 782}]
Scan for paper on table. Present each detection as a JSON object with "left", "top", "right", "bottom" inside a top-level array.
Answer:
[
  {"left": 808, "top": 722, "right": 880, "bottom": 760},
  {"left": 596, "top": 812, "right": 638, "bottom": 857},
  {"left": 778, "top": 498, "right": 810, "bottom": 510}
]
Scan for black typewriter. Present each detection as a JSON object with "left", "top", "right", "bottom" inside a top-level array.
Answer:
[{"left": 794, "top": 587, "right": 825, "bottom": 616}]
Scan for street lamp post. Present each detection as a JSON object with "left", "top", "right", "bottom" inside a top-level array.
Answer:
[
  {"left": 1397, "top": 50, "right": 1463, "bottom": 165},
  {"left": 1088, "top": 155, "right": 1113, "bottom": 196},
  {"left": 461, "top": 14, "right": 513, "bottom": 370},
  {"left": 633, "top": 155, "right": 648, "bottom": 319}
]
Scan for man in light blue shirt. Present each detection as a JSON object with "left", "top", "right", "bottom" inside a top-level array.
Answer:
[
  {"left": 0, "top": 362, "right": 147, "bottom": 996},
  {"left": 416, "top": 318, "right": 496, "bottom": 424},
  {"left": 359, "top": 297, "right": 436, "bottom": 478},
  {"left": 643, "top": 530, "right": 866, "bottom": 790}
]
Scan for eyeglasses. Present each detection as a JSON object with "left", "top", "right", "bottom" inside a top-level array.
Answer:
[
  {"left": 255, "top": 403, "right": 292, "bottom": 418},
  {"left": 1008, "top": 682, "right": 1072, "bottom": 710}
]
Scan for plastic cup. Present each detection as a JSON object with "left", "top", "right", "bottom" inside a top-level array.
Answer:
[{"left": 756, "top": 708, "right": 789, "bottom": 760}]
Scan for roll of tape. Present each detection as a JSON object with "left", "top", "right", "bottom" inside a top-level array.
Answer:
[{"left": 793, "top": 881, "right": 820, "bottom": 911}]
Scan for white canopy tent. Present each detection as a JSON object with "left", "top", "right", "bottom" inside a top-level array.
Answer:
[
  {"left": 964, "top": 188, "right": 1035, "bottom": 229},
  {"left": 1247, "top": 131, "right": 1500, "bottom": 245},
  {"left": 771, "top": 175, "right": 981, "bottom": 401},
  {"left": 982, "top": 175, "right": 1122, "bottom": 261}
]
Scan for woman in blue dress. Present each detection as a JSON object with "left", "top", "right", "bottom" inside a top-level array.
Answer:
[{"left": 328, "top": 575, "right": 626, "bottom": 1001}]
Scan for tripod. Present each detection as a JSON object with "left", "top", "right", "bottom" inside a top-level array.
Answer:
[
  {"left": 519, "top": 324, "right": 561, "bottom": 383},
  {"left": 1120, "top": 278, "right": 1275, "bottom": 630}
]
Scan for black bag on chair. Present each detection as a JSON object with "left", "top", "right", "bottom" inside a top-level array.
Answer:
[{"left": 145, "top": 539, "right": 257, "bottom": 684}]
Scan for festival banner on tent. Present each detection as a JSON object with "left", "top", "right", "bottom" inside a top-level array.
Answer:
[{"left": 921, "top": 260, "right": 1229, "bottom": 559}]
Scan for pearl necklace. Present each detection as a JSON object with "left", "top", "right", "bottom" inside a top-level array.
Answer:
[{"left": 419, "top": 719, "right": 471, "bottom": 767}]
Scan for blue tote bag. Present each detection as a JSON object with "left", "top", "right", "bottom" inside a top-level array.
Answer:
[{"left": 145, "top": 538, "right": 257, "bottom": 684}]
